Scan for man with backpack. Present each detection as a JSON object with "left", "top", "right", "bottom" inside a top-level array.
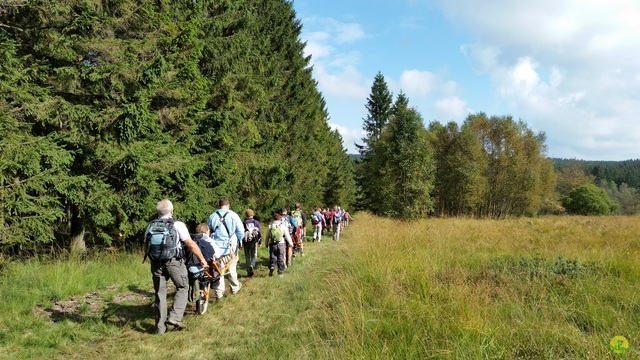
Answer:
[
  {"left": 311, "top": 207, "right": 325, "bottom": 242},
  {"left": 243, "top": 209, "right": 262, "bottom": 277},
  {"left": 144, "top": 199, "right": 208, "bottom": 335},
  {"left": 332, "top": 206, "right": 342, "bottom": 241},
  {"left": 266, "top": 212, "right": 293, "bottom": 277},
  {"left": 208, "top": 197, "right": 245, "bottom": 300}
]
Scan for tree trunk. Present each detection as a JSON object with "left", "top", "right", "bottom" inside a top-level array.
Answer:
[
  {"left": 69, "top": 204, "right": 86, "bottom": 254},
  {"left": 70, "top": 227, "right": 86, "bottom": 253}
]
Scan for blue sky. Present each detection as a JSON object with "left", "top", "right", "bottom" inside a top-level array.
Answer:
[{"left": 292, "top": 0, "right": 640, "bottom": 161}]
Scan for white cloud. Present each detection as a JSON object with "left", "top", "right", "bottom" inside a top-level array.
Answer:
[
  {"left": 303, "top": 31, "right": 333, "bottom": 60},
  {"left": 386, "top": 70, "right": 472, "bottom": 124},
  {"left": 460, "top": 44, "right": 500, "bottom": 74},
  {"left": 509, "top": 57, "right": 541, "bottom": 97},
  {"left": 433, "top": 97, "right": 470, "bottom": 121},
  {"left": 300, "top": 17, "right": 369, "bottom": 100},
  {"left": 314, "top": 64, "right": 369, "bottom": 100},
  {"left": 397, "top": 70, "right": 439, "bottom": 98},
  {"left": 437, "top": 0, "right": 640, "bottom": 159},
  {"left": 328, "top": 52, "right": 361, "bottom": 68},
  {"left": 333, "top": 22, "right": 365, "bottom": 44},
  {"left": 329, "top": 122, "right": 365, "bottom": 153}
]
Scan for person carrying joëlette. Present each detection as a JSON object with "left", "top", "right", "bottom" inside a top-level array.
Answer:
[{"left": 208, "top": 197, "right": 245, "bottom": 300}]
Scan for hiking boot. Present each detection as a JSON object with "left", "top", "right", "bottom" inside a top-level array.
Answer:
[
  {"left": 248, "top": 265, "right": 254, "bottom": 277},
  {"left": 269, "top": 268, "right": 274, "bottom": 277},
  {"left": 166, "top": 319, "right": 187, "bottom": 331}
]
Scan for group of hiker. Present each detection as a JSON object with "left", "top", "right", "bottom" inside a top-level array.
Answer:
[{"left": 143, "top": 197, "right": 350, "bottom": 335}]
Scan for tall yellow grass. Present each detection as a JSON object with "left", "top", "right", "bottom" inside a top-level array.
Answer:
[{"left": 312, "top": 213, "right": 640, "bottom": 359}]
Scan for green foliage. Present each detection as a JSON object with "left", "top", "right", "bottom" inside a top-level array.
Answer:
[
  {"left": 555, "top": 158, "right": 640, "bottom": 189},
  {"left": 378, "top": 92, "right": 434, "bottom": 219},
  {"left": 599, "top": 180, "right": 640, "bottom": 215},
  {"left": 555, "top": 160, "right": 595, "bottom": 196},
  {"left": 357, "top": 71, "right": 393, "bottom": 150},
  {"left": 430, "top": 113, "right": 558, "bottom": 218},
  {"left": 357, "top": 70, "right": 555, "bottom": 220},
  {"left": 428, "top": 120, "right": 487, "bottom": 216},
  {"left": 323, "top": 130, "right": 358, "bottom": 208},
  {"left": 562, "top": 184, "right": 620, "bottom": 215},
  {"left": 0, "top": 0, "right": 357, "bottom": 253},
  {"left": 357, "top": 76, "right": 436, "bottom": 220},
  {"left": 462, "top": 113, "right": 556, "bottom": 218},
  {"left": 0, "top": 33, "right": 77, "bottom": 251}
]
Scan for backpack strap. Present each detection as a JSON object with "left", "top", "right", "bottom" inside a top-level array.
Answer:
[{"left": 214, "top": 210, "right": 231, "bottom": 236}]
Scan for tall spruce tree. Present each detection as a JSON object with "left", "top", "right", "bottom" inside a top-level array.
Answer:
[
  {"left": 379, "top": 92, "right": 434, "bottom": 219},
  {"left": 356, "top": 72, "right": 393, "bottom": 213},
  {"left": 0, "top": 33, "right": 80, "bottom": 252},
  {"left": 357, "top": 72, "right": 393, "bottom": 152}
]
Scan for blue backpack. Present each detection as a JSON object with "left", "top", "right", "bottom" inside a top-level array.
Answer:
[{"left": 145, "top": 219, "right": 181, "bottom": 261}]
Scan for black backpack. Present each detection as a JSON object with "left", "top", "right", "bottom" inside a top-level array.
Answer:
[
  {"left": 144, "top": 219, "right": 182, "bottom": 261},
  {"left": 185, "top": 233, "right": 216, "bottom": 266}
]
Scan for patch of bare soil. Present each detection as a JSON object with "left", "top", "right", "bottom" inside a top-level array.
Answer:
[{"left": 36, "top": 284, "right": 156, "bottom": 324}]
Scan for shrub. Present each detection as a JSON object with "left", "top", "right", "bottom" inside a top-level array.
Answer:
[{"left": 561, "top": 184, "right": 619, "bottom": 215}]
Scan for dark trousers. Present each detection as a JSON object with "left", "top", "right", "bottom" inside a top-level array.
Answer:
[
  {"left": 268, "top": 242, "right": 286, "bottom": 274},
  {"left": 244, "top": 241, "right": 258, "bottom": 268}
]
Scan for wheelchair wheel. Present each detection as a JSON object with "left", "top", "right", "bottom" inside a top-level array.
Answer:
[{"left": 195, "top": 280, "right": 210, "bottom": 315}]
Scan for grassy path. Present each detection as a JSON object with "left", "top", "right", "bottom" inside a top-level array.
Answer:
[{"left": 0, "top": 226, "right": 351, "bottom": 360}]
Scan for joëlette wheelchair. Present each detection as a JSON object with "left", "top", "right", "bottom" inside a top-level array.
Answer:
[{"left": 187, "top": 252, "right": 236, "bottom": 315}]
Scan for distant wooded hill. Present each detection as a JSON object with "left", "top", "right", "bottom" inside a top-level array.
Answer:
[
  {"left": 553, "top": 158, "right": 640, "bottom": 188},
  {"left": 352, "top": 154, "right": 640, "bottom": 189}
]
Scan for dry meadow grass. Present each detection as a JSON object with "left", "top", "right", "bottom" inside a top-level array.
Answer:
[{"left": 1, "top": 214, "right": 638, "bottom": 359}]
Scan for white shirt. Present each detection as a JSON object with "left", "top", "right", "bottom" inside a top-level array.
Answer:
[{"left": 158, "top": 214, "right": 191, "bottom": 243}]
